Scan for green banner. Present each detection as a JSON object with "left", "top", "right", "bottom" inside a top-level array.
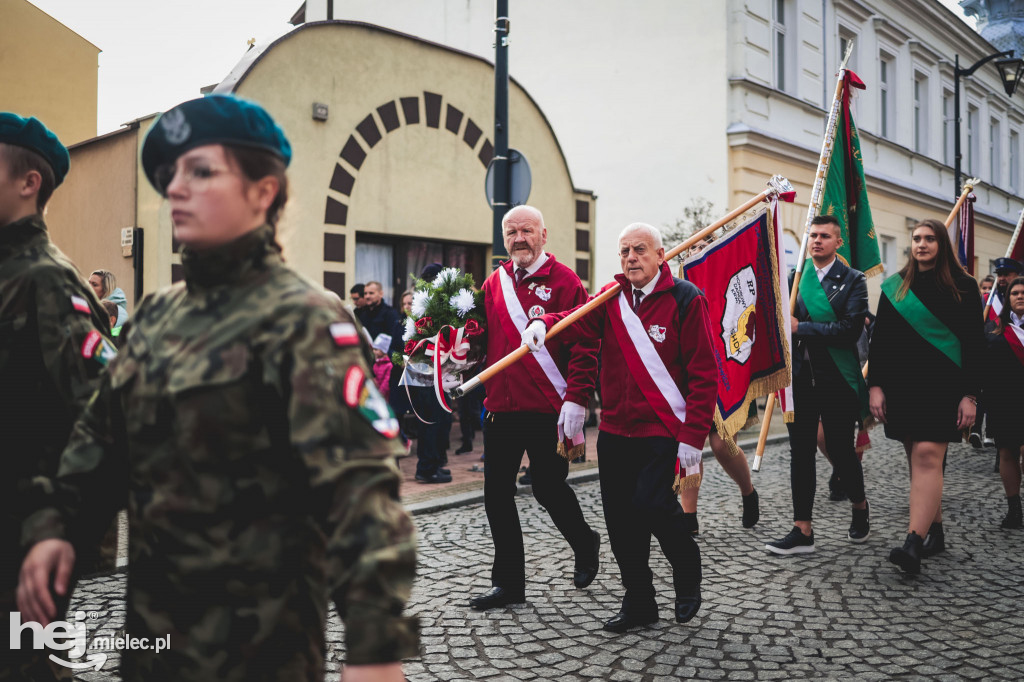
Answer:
[
  {"left": 880, "top": 274, "right": 962, "bottom": 368},
  {"left": 819, "top": 87, "right": 883, "bottom": 278},
  {"left": 798, "top": 261, "right": 869, "bottom": 420}
]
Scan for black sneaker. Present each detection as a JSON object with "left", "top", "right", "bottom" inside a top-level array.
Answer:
[
  {"left": 969, "top": 431, "right": 983, "bottom": 449},
  {"left": 849, "top": 502, "right": 870, "bottom": 542},
  {"left": 741, "top": 489, "right": 759, "bottom": 528},
  {"left": 766, "top": 527, "right": 815, "bottom": 555},
  {"left": 518, "top": 469, "right": 533, "bottom": 486}
]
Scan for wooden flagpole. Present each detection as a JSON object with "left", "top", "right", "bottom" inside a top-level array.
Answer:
[
  {"left": 452, "top": 175, "right": 796, "bottom": 398},
  {"left": 983, "top": 202, "right": 1024, "bottom": 319},
  {"left": 752, "top": 41, "right": 854, "bottom": 471}
]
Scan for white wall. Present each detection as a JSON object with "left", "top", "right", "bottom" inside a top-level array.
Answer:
[{"left": 333, "top": 0, "right": 731, "bottom": 285}]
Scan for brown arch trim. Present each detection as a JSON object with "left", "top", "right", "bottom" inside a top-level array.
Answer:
[{"left": 324, "top": 92, "right": 492, "bottom": 226}]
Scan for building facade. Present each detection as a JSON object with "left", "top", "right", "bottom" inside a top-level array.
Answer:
[
  {"left": 319, "top": 0, "right": 1024, "bottom": 303},
  {"left": 42, "top": 20, "right": 596, "bottom": 308}
]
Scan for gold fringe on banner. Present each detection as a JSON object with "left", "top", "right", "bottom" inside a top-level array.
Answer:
[
  {"left": 672, "top": 471, "right": 702, "bottom": 494},
  {"left": 556, "top": 440, "right": 585, "bottom": 461}
]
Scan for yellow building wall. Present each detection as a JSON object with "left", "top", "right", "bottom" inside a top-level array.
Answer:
[
  {"left": 45, "top": 127, "right": 138, "bottom": 306},
  {"left": 230, "top": 22, "right": 584, "bottom": 290},
  {"left": 0, "top": 0, "right": 99, "bottom": 145},
  {"left": 728, "top": 146, "right": 1010, "bottom": 311}
]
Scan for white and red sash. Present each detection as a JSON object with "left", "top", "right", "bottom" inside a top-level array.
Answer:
[
  {"left": 606, "top": 290, "right": 699, "bottom": 477},
  {"left": 492, "top": 266, "right": 567, "bottom": 412},
  {"left": 1005, "top": 323, "right": 1024, "bottom": 366}
]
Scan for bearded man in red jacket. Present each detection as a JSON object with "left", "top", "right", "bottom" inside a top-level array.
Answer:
[
  {"left": 523, "top": 222, "right": 717, "bottom": 632},
  {"left": 469, "top": 205, "right": 602, "bottom": 611}
]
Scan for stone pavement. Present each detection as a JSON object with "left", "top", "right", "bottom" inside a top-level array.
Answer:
[{"left": 66, "top": 437, "right": 1024, "bottom": 680}]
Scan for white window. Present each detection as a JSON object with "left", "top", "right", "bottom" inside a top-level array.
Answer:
[
  {"left": 967, "top": 105, "right": 979, "bottom": 175},
  {"left": 772, "top": 0, "right": 794, "bottom": 93},
  {"left": 880, "top": 235, "right": 897, "bottom": 274},
  {"left": 880, "top": 55, "right": 894, "bottom": 139},
  {"left": 990, "top": 118, "right": 1001, "bottom": 186},
  {"left": 914, "top": 75, "right": 928, "bottom": 154},
  {"left": 943, "top": 90, "right": 954, "bottom": 166},
  {"left": 1011, "top": 129, "right": 1020, "bottom": 192}
]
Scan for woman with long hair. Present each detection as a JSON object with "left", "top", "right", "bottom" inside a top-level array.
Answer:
[
  {"left": 17, "top": 95, "right": 417, "bottom": 681},
  {"left": 868, "top": 218, "right": 985, "bottom": 575},
  {"left": 984, "top": 276, "right": 1024, "bottom": 528}
]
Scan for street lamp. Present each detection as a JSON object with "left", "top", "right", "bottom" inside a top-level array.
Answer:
[{"left": 954, "top": 50, "right": 1024, "bottom": 200}]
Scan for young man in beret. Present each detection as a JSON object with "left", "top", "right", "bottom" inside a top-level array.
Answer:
[{"left": 0, "top": 113, "right": 115, "bottom": 679}]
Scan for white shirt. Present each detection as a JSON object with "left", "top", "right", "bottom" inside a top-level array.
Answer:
[
  {"left": 518, "top": 251, "right": 548, "bottom": 277},
  {"left": 632, "top": 269, "right": 661, "bottom": 308},
  {"left": 1012, "top": 311, "right": 1024, "bottom": 328},
  {"left": 815, "top": 257, "right": 837, "bottom": 282}
]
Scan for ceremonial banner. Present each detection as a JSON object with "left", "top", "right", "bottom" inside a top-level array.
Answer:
[
  {"left": 819, "top": 70, "right": 883, "bottom": 277},
  {"left": 683, "top": 205, "right": 791, "bottom": 438},
  {"left": 955, "top": 192, "right": 976, "bottom": 275}
]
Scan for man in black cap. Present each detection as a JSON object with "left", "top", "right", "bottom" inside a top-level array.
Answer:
[
  {"left": 0, "top": 113, "right": 114, "bottom": 680},
  {"left": 989, "top": 258, "right": 1024, "bottom": 321}
]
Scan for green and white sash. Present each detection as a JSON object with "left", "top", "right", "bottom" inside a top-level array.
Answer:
[
  {"left": 879, "top": 273, "right": 962, "bottom": 368},
  {"left": 798, "top": 260, "right": 869, "bottom": 420}
]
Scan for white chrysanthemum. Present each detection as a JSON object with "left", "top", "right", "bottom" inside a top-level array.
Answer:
[
  {"left": 449, "top": 288, "right": 476, "bottom": 317},
  {"left": 402, "top": 316, "right": 417, "bottom": 341},
  {"left": 411, "top": 289, "right": 430, "bottom": 317},
  {"left": 432, "top": 267, "right": 461, "bottom": 288}
]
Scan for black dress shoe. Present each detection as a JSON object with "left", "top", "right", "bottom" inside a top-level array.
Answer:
[
  {"left": 602, "top": 610, "right": 658, "bottom": 633},
  {"left": 469, "top": 586, "right": 526, "bottom": 611},
  {"left": 439, "top": 468, "right": 451, "bottom": 475},
  {"left": 573, "top": 529, "right": 601, "bottom": 588},
  {"left": 455, "top": 441, "right": 474, "bottom": 454},
  {"left": 415, "top": 471, "right": 452, "bottom": 484},
  {"left": 675, "top": 592, "right": 702, "bottom": 623}
]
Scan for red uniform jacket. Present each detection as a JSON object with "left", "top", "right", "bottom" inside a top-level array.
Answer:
[
  {"left": 482, "top": 254, "right": 599, "bottom": 414},
  {"left": 540, "top": 261, "right": 717, "bottom": 450}
]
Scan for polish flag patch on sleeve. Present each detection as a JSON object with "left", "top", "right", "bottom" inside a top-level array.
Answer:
[
  {"left": 71, "top": 295, "right": 91, "bottom": 314},
  {"left": 329, "top": 322, "right": 359, "bottom": 347}
]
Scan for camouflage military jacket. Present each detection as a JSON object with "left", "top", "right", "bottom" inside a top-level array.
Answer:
[
  {"left": 24, "top": 225, "right": 419, "bottom": 680},
  {"left": 0, "top": 215, "right": 111, "bottom": 589}
]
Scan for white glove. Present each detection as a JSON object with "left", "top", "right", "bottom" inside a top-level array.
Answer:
[
  {"left": 677, "top": 442, "right": 702, "bottom": 470},
  {"left": 521, "top": 320, "right": 547, "bottom": 352},
  {"left": 558, "top": 401, "right": 587, "bottom": 439}
]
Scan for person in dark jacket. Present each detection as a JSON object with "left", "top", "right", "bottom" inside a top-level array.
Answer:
[
  {"left": 766, "top": 215, "right": 871, "bottom": 556},
  {"left": 869, "top": 219, "right": 985, "bottom": 575},
  {"left": 356, "top": 280, "right": 400, "bottom": 340},
  {"left": 984, "top": 276, "right": 1024, "bottom": 528}
]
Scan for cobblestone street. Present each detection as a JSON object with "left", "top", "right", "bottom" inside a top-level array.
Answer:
[{"left": 68, "top": 437, "right": 1024, "bottom": 680}]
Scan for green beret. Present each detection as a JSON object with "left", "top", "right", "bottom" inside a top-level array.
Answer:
[
  {"left": 141, "top": 94, "right": 291, "bottom": 193},
  {"left": 0, "top": 113, "right": 70, "bottom": 186}
]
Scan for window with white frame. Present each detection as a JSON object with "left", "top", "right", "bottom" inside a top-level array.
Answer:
[
  {"left": 914, "top": 74, "right": 928, "bottom": 154},
  {"left": 990, "top": 118, "right": 1001, "bottom": 186},
  {"left": 967, "top": 105, "right": 979, "bottom": 174},
  {"left": 943, "top": 90, "right": 954, "bottom": 166},
  {"left": 880, "top": 235, "right": 897, "bottom": 274},
  {"left": 879, "top": 54, "right": 894, "bottom": 139},
  {"left": 772, "top": 0, "right": 795, "bottom": 93},
  {"left": 1011, "top": 129, "right": 1020, "bottom": 192}
]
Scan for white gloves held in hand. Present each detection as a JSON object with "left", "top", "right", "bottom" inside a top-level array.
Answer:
[
  {"left": 558, "top": 401, "right": 587, "bottom": 439},
  {"left": 677, "top": 442, "right": 702, "bottom": 471},
  {"left": 521, "top": 320, "right": 547, "bottom": 352}
]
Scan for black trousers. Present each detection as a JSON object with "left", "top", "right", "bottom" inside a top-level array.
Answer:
[
  {"left": 787, "top": 369, "right": 866, "bottom": 521},
  {"left": 598, "top": 431, "right": 700, "bottom": 612},
  {"left": 483, "top": 411, "right": 594, "bottom": 591}
]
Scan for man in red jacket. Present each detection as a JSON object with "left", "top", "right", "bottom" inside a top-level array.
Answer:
[
  {"left": 523, "top": 222, "right": 717, "bottom": 632},
  {"left": 469, "top": 205, "right": 602, "bottom": 611}
]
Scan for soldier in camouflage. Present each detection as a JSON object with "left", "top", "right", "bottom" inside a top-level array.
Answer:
[
  {"left": 17, "top": 96, "right": 419, "bottom": 681},
  {"left": 0, "top": 113, "right": 113, "bottom": 681}
]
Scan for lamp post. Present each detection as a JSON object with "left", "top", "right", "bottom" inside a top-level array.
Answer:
[
  {"left": 490, "top": 0, "right": 510, "bottom": 270},
  {"left": 954, "top": 50, "right": 1024, "bottom": 200}
]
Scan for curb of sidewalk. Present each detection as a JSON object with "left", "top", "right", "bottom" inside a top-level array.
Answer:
[{"left": 405, "top": 431, "right": 789, "bottom": 516}]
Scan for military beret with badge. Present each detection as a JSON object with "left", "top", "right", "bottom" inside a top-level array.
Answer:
[
  {"left": 141, "top": 94, "right": 292, "bottom": 195},
  {"left": 0, "top": 112, "right": 70, "bottom": 186}
]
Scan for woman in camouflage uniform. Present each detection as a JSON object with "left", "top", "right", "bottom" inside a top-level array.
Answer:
[{"left": 18, "top": 95, "right": 418, "bottom": 682}]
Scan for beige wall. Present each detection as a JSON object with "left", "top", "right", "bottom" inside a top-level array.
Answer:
[
  {"left": 229, "top": 22, "right": 588, "bottom": 291},
  {"left": 45, "top": 127, "right": 138, "bottom": 308},
  {"left": 0, "top": 0, "right": 99, "bottom": 145}
]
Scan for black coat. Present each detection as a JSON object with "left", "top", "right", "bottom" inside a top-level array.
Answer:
[
  {"left": 790, "top": 259, "right": 868, "bottom": 389},
  {"left": 868, "top": 269, "right": 984, "bottom": 442},
  {"left": 983, "top": 325, "right": 1024, "bottom": 448},
  {"left": 356, "top": 301, "right": 400, "bottom": 341}
]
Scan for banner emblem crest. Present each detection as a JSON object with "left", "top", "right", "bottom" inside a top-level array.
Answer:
[
  {"left": 535, "top": 285, "right": 552, "bottom": 301},
  {"left": 647, "top": 325, "right": 666, "bottom": 343},
  {"left": 528, "top": 304, "right": 545, "bottom": 318},
  {"left": 722, "top": 265, "right": 757, "bottom": 364}
]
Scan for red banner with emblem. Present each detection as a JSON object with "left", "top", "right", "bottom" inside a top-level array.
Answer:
[{"left": 681, "top": 205, "right": 792, "bottom": 439}]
